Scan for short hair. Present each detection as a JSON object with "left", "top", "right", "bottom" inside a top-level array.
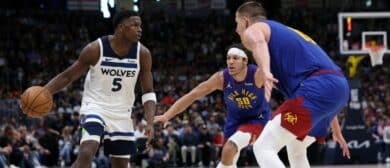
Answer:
[
  {"left": 113, "top": 10, "right": 139, "bottom": 29},
  {"left": 236, "top": 1, "right": 266, "bottom": 21}
]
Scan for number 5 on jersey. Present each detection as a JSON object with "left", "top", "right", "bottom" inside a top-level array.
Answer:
[{"left": 112, "top": 78, "right": 122, "bottom": 91}]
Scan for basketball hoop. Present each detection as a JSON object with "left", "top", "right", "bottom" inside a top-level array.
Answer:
[{"left": 364, "top": 44, "right": 386, "bottom": 66}]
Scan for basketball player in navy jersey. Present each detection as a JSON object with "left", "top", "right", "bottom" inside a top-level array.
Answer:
[
  {"left": 235, "top": 1, "right": 350, "bottom": 168},
  {"left": 28, "top": 11, "right": 156, "bottom": 168},
  {"left": 154, "top": 44, "right": 270, "bottom": 168}
]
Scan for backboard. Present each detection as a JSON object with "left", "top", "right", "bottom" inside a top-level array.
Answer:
[{"left": 338, "top": 12, "right": 390, "bottom": 55}]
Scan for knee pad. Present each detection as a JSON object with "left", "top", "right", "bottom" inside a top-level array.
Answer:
[{"left": 228, "top": 131, "right": 251, "bottom": 151}]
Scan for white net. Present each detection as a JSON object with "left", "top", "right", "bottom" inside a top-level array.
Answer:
[{"left": 365, "top": 46, "right": 386, "bottom": 67}]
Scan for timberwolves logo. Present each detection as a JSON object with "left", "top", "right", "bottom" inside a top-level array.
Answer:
[{"left": 284, "top": 112, "right": 298, "bottom": 125}]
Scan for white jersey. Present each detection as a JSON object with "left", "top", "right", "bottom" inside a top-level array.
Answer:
[{"left": 80, "top": 36, "right": 141, "bottom": 117}]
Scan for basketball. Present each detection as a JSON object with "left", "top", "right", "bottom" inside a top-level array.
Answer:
[{"left": 20, "top": 86, "right": 53, "bottom": 118}]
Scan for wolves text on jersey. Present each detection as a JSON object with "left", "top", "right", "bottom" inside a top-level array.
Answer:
[{"left": 101, "top": 68, "right": 137, "bottom": 77}]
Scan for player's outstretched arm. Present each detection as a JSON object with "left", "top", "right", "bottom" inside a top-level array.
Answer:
[
  {"left": 331, "top": 116, "right": 351, "bottom": 159},
  {"left": 154, "top": 71, "right": 224, "bottom": 126},
  {"left": 44, "top": 41, "right": 99, "bottom": 94},
  {"left": 139, "top": 45, "right": 156, "bottom": 139},
  {"left": 242, "top": 23, "right": 277, "bottom": 101}
]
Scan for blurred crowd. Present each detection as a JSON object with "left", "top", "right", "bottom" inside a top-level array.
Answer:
[
  {"left": 0, "top": 7, "right": 389, "bottom": 168},
  {"left": 362, "top": 66, "right": 390, "bottom": 163}
]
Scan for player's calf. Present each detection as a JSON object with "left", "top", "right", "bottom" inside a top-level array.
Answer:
[
  {"left": 218, "top": 131, "right": 251, "bottom": 168},
  {"left": 219, "top": 141, "right": 238, "bottom": 166},
  {"left": 111, "top": 157, "right": 130, "bottom": 168},
  {"left": 71, "top": 140, "right": 100, "bottom": 168}
]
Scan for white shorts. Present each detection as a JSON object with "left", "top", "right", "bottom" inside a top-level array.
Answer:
[{"left": 79, "top": 103, "right": 136, "bottom": 158}]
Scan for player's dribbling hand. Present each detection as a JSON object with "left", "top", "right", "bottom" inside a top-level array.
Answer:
[
  {"left": 153, "top": 115, "right": 169, "bottom": 128},
  {"left": 262, "top": 71, "right": 278, "bottom": 101},
  {"left": 332, "top": 131, "right": 351, "bottom": 159}
]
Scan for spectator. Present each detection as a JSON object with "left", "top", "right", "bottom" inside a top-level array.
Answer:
[
  {"left": 180, "top": 124, "right": 197, "bottom": 166},
  {"left": 37, "top": 119, "right": 60, "bottom": 167},
  {"left": 161, "top": 91, "right": 175, "bottom": 105},
  {"left": 196, "top": 124, "right": 213, "bottom": 166},
  {"left": 164, "top": 124, "right": 180, "bottom": 166},
  {"left": 372, "top": 117, "right": 386, "bottom": 162},
  {"left": 132, "top": 120, "right": 148, "bottom": 167},
  {"left": 59, "top": 126, "right": 74, "bottom": 166},
  {"left": 0, "top": 125, "right": 35, "bottom": 167},
  {"left": 206, "top": 115, "right": 221, "bottom": 136},
  {"left": 213, "top": 128, "right": 225, "bottom": 162},
  {"left": 383, "top": 118, "right": 390, "bottom": 163},
  {"left": 148, "top": 137, "right": 169, "bottom": 167}
]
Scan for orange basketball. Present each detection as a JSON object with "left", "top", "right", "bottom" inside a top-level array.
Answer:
[{"left": 20, "top": 86, "right": 53, "bottom": 118}]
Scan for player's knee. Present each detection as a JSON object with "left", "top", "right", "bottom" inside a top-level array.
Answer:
[
  {"left": 221, "top": 141, "right": 238, "bottom": 165},
  {"left": 253, "top": 138, "right": 264, "bottom": 152},
  {"left": 287, "top": 145, "right": 306, "bottom": 157},
  {"left": 111, "top": 157, "right": 129, "bottom": 168},
  {"left": 222, "top": 141, "right": 238, "bottom": 155},
  {"left": 253, "top": 138, "right": 276, "bottom": 161},
  {"left": 78, "top": 141, "right": 99, "bottom": 161},
  {"left": 228, "top": 131, "right": 251, "bottom": 150},
  {"left": 78, "top": 148, "right": 95, "bottom": 160}
]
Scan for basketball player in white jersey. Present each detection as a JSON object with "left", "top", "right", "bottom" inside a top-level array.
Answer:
[{"left": 41, "top": 11, "right": 156, "bottom": 168}]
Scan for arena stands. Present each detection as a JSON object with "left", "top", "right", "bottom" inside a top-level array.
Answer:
[{"left": 0, "top": 1, "right": 389, "bottom": 167}]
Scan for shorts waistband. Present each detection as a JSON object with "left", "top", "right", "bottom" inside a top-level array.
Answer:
[
  {"left": 292, "top": 69, "right": 345, "bottom": 95},
  {"left": 309, "top": 69, "right": 344, "bottom": 77}
]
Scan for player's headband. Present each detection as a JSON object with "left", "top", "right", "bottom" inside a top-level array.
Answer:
[{"left": 227, "top": 47, "right": 247, "bottom": 58}]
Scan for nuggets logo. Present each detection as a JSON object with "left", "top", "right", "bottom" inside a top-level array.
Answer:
[
  {"left": 228, "top": 89, "right": 256, "bottom": 109},
  {"left": 284, "top": 112, "right": 298, "bottom": 125}
]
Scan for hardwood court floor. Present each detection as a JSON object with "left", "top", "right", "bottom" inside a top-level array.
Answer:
[
  {"left": 174, "top": 164, "right": 390, "bottom": 168},
  {"left": 311, "top": 164, "right": 390, "bottom": 168}
]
